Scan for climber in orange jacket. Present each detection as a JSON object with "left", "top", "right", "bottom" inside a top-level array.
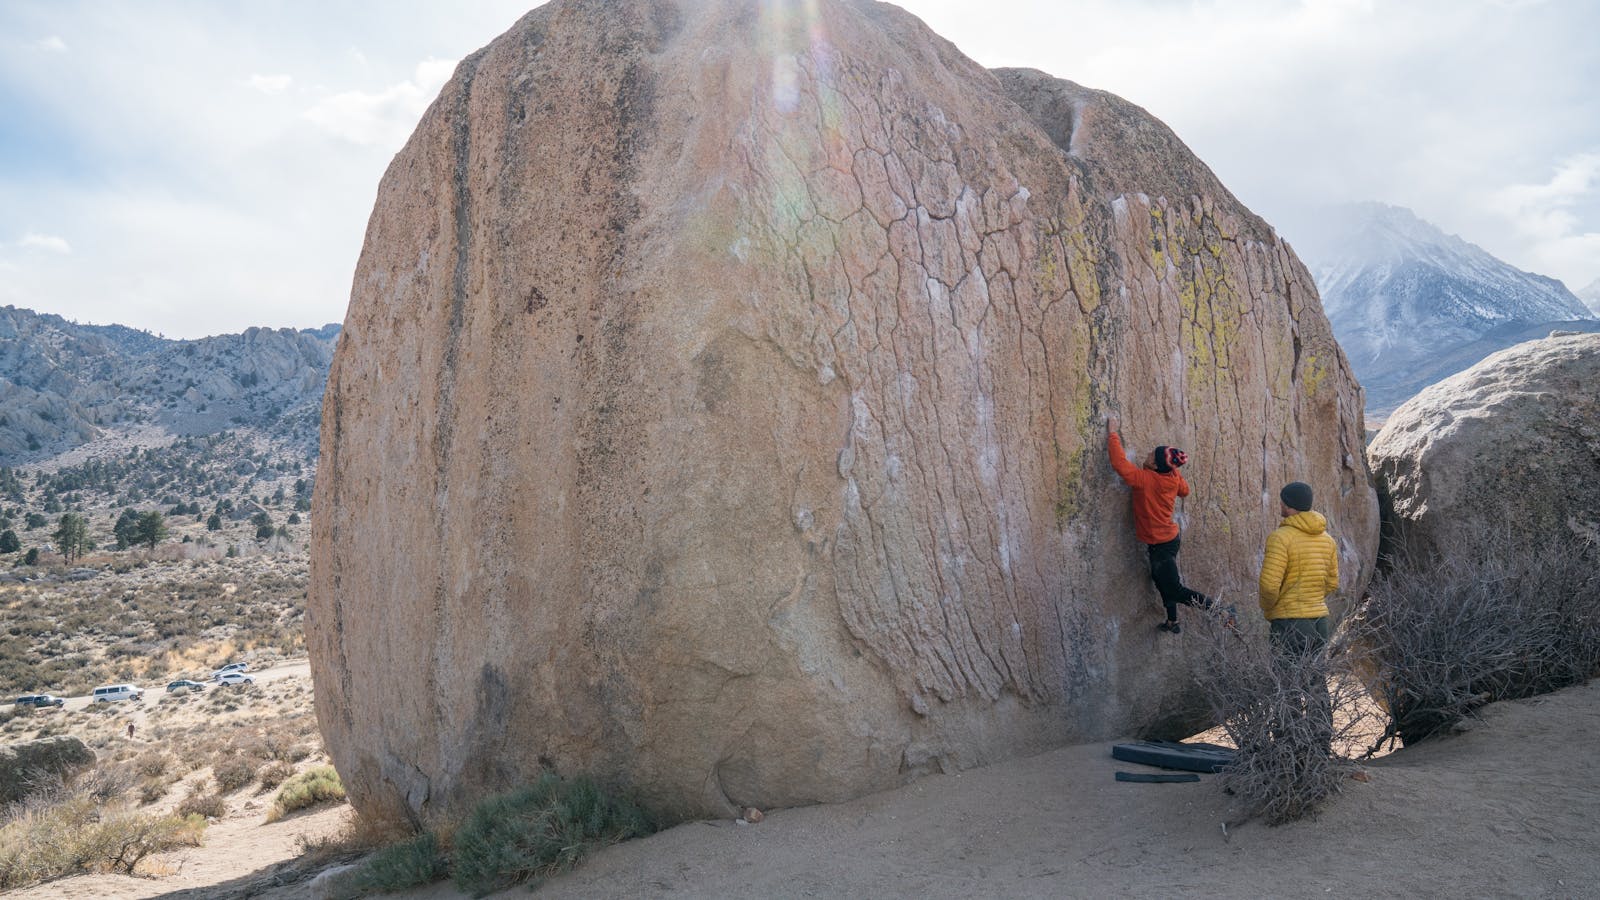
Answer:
[{"left": 1107, "top": 415, "right": 1223, "bottom": 634}]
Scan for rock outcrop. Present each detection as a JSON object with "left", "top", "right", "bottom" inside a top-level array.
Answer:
[
  {"left": 0, "top": 735, "right": 95, "bottom": 804},
  {"left": 1369, "top": 332, "right": 1600, "bottom": 558},
  {"left": 310, "top": 0, "right": 1378, "bottom": 823},
  {"left": 0, "top": 305, "right": 339, "bottom": 463}
]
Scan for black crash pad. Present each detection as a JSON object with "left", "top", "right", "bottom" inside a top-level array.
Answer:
[
  {"left": 1111, "top": 740, "right": 1235, "bottom": 773},
  {"left": 1115, "top": 771, "right": 1201, "bottom": 783}
]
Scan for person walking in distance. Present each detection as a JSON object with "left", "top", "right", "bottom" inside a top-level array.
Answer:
[
  {"left": 1106, "top": 415, "right": 1223, "bottom": 634},
  {"left": 1259, "top": 481, "right": 1340, "bottom": 753}
]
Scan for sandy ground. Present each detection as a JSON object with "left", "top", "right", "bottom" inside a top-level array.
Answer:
[
  {"left": 20, "top": 679, "right": 1600, "bottom": 899},
  {"left": 417, "top": 679, "right": 1594, "bottom": 899}
]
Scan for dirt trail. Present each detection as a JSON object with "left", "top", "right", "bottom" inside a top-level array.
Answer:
[{"left": 20, "top": 679, "right": 1600, "bottom": 899}]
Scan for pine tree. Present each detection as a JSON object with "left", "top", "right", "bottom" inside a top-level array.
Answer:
[
  {"left": 114, "top": 507, "right": 141, "bottom": 550},
  {"left": 53, "top": 513, "right": 88, "bottom": 564},
  {"left": 136, "top": 510, "right": 167, "bottom": 549}
]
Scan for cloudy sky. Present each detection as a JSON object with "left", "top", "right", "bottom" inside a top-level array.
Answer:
[{"left": 1, "top": 0, "right": 1595, "bottom": 339}]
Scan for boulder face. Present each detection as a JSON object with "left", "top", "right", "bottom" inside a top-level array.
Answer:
[
  {"left": 310, "top": 0, "right": 1378, "bottom": 824},
  {"left": 1369, "top": 333, "right": 1600, "bottom": 558}
]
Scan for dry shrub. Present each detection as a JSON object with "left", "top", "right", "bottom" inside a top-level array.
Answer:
[
  {"left": 76, "top": 764, "right": 138, "bottom": 805},
  {"left": 133, "top": 750, "right": 172, "bottom": 779},
  {"left": 212, "top": 757, "right": 257, "bottom": 794},
  {"left": 296, "top": 805, "right": 416, "bottom": 866},
  {"left": 137, "top": 778, "right": 170, "bottom": 805},
  {"left": 1191, "top": 610, "right": 1380, "bottom": 826},
  {"left": 257, "top": 760, "right": 296, "bottom": 791},
  {"left": 1345, "top": 537, "right": 1600, "bottom": 749},
  {"left": 0, "top": 781, "right": 206, "bottom": 889},
  {"left": 175, "top": 787, "right": 228, "bottom": 820}
]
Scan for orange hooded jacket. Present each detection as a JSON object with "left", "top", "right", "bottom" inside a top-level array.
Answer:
[{"left": 1108, "top": 432, "right": 1187, "bottom": 545}]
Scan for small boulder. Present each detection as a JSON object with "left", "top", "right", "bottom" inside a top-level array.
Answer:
[
  {"left": 308, "top": 863, "right": 363, "bottom": 900},
  {"left": 0, "top": 735, "right": 96, "bottom": 804},
  {"left": 1369, "top": 332, "right": 1600, "bottom": 558}
]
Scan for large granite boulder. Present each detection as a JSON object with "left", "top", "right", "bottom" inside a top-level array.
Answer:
[
  {"left": 310, "top": 0, "right": 1378, "bottom": 824},
  {"left": 1369, "top": 332, "right": 1600, "bottom": 558},
  {"left": 0, "top": 736, "right": 95, "bottom": 804}
]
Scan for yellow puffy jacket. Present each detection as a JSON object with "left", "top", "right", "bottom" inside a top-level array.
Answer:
[{"left": 1258, "top": 511, "right": 1339, "bottom": 620}]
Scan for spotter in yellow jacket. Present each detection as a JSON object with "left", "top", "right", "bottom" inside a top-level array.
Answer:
[{"left": 1259, "top": 481, "right": 1339, "bottom": 621}]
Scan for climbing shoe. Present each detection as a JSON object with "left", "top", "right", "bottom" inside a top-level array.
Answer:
[{"left": 1158, "top": 620, "right": 1181, "bottom": 635}]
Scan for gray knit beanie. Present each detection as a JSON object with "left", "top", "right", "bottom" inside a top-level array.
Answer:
[{"left": 1280, "top": 482, "right": 1313, "bottom": 512}]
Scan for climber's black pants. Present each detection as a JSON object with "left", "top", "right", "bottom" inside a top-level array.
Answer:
[{"left": 1147, "top": 537, "right": 1212, "bottom": 622}]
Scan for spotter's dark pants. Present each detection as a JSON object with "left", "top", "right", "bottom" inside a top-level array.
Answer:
[{"left": 1271, "top": 616, "right": 1334, "bottom": 757}]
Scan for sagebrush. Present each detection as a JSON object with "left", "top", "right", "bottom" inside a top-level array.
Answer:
[
  {"left": 353, "top": 831, "right": 451, "bottom": 894},
  {"left": 267, "top": 765, "right": 344, "bottom": 822},
  {"left": 1344, "top": 537, "right": 1600, "bottom": 748},
  {"left": 0, "top": 781, "right": 205, "bottom": 889},
  {"left": 451, "top": 773, "right": 657, "bottom": 896}
]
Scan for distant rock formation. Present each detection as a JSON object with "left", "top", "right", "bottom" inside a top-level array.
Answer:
[
  {"left": 1294, "top": 203, "right": 1596, "bottom": 418},
  {"left": 0, "top": 735, "right": 95, "bottom": 804},
  {"left": 0, "top": 305, "right": 339, "bottom": 464},
  {"left": 310, "top": 0, "right": 1378, "bottom": 823},
  {"left": 1369, "top": 332, "right": 1600, "bottom": 558}
]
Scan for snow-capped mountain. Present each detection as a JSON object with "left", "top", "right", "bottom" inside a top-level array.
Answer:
[
  {"left": 1578, "top": 277, "right": 1600, "bottom": 316},
  {"left": 1292, "top": 203, "right": 1597, "bottom": 416}
]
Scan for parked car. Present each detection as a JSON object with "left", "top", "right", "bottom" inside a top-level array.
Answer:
[
  {"left": 12, "top": 694, "right": 64, "bottom": 709},
  {"left": 166, "top": 679, "right": 207, "bottom": 695},
  {"left": 210, "top": 663, "right": 249, "bottom": 679},
  {"left": 92, "top": 684, "right": 144, "bottom": 703},
  {"left": 214, "top": 672, "right": 255, "bottom": 687}
]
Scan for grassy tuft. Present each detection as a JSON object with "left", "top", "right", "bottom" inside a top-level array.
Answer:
[
  {"left": 352, "top": 830, "right": 451, "bottom": 894},
  {"left": 451, "top": 773, "right": 656, "bottom": 897},
  {"left": 266, "top": 765, "right": 344, "bottom": 822}
]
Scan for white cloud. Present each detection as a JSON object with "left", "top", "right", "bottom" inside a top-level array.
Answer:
[
  {"left": 35, "top": 36, "right": 67, "bottom": 53},
  {"left": 20, "top": 232, "right": 71, "bottom": 254},
  {"left": 1490, "top": 152, "right": 1600, "bottom": 233},
  {"left": 246, "top": 73, "right": 293, "bottom": 94},
  {"left": 303, "top": 57, "right": 456, "bottom": 147},
  {"left": 1481, "top": 153, "right": 1600, "bottom": 285}
]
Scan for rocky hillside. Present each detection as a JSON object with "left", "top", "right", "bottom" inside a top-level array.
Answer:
[
  {"left": 1296, "top": 204, "right": 1596, "bottom": 416},
  {"left": 0, "top": 306, "right": 339, "bottom": 464},
  {"left": 1579, "top": 277, "right": 1600, "bottom": 316}
]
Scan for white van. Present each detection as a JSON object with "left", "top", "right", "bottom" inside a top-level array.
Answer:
[{"left": 92, "top": 684, "right": 144, "bottom": 703}]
